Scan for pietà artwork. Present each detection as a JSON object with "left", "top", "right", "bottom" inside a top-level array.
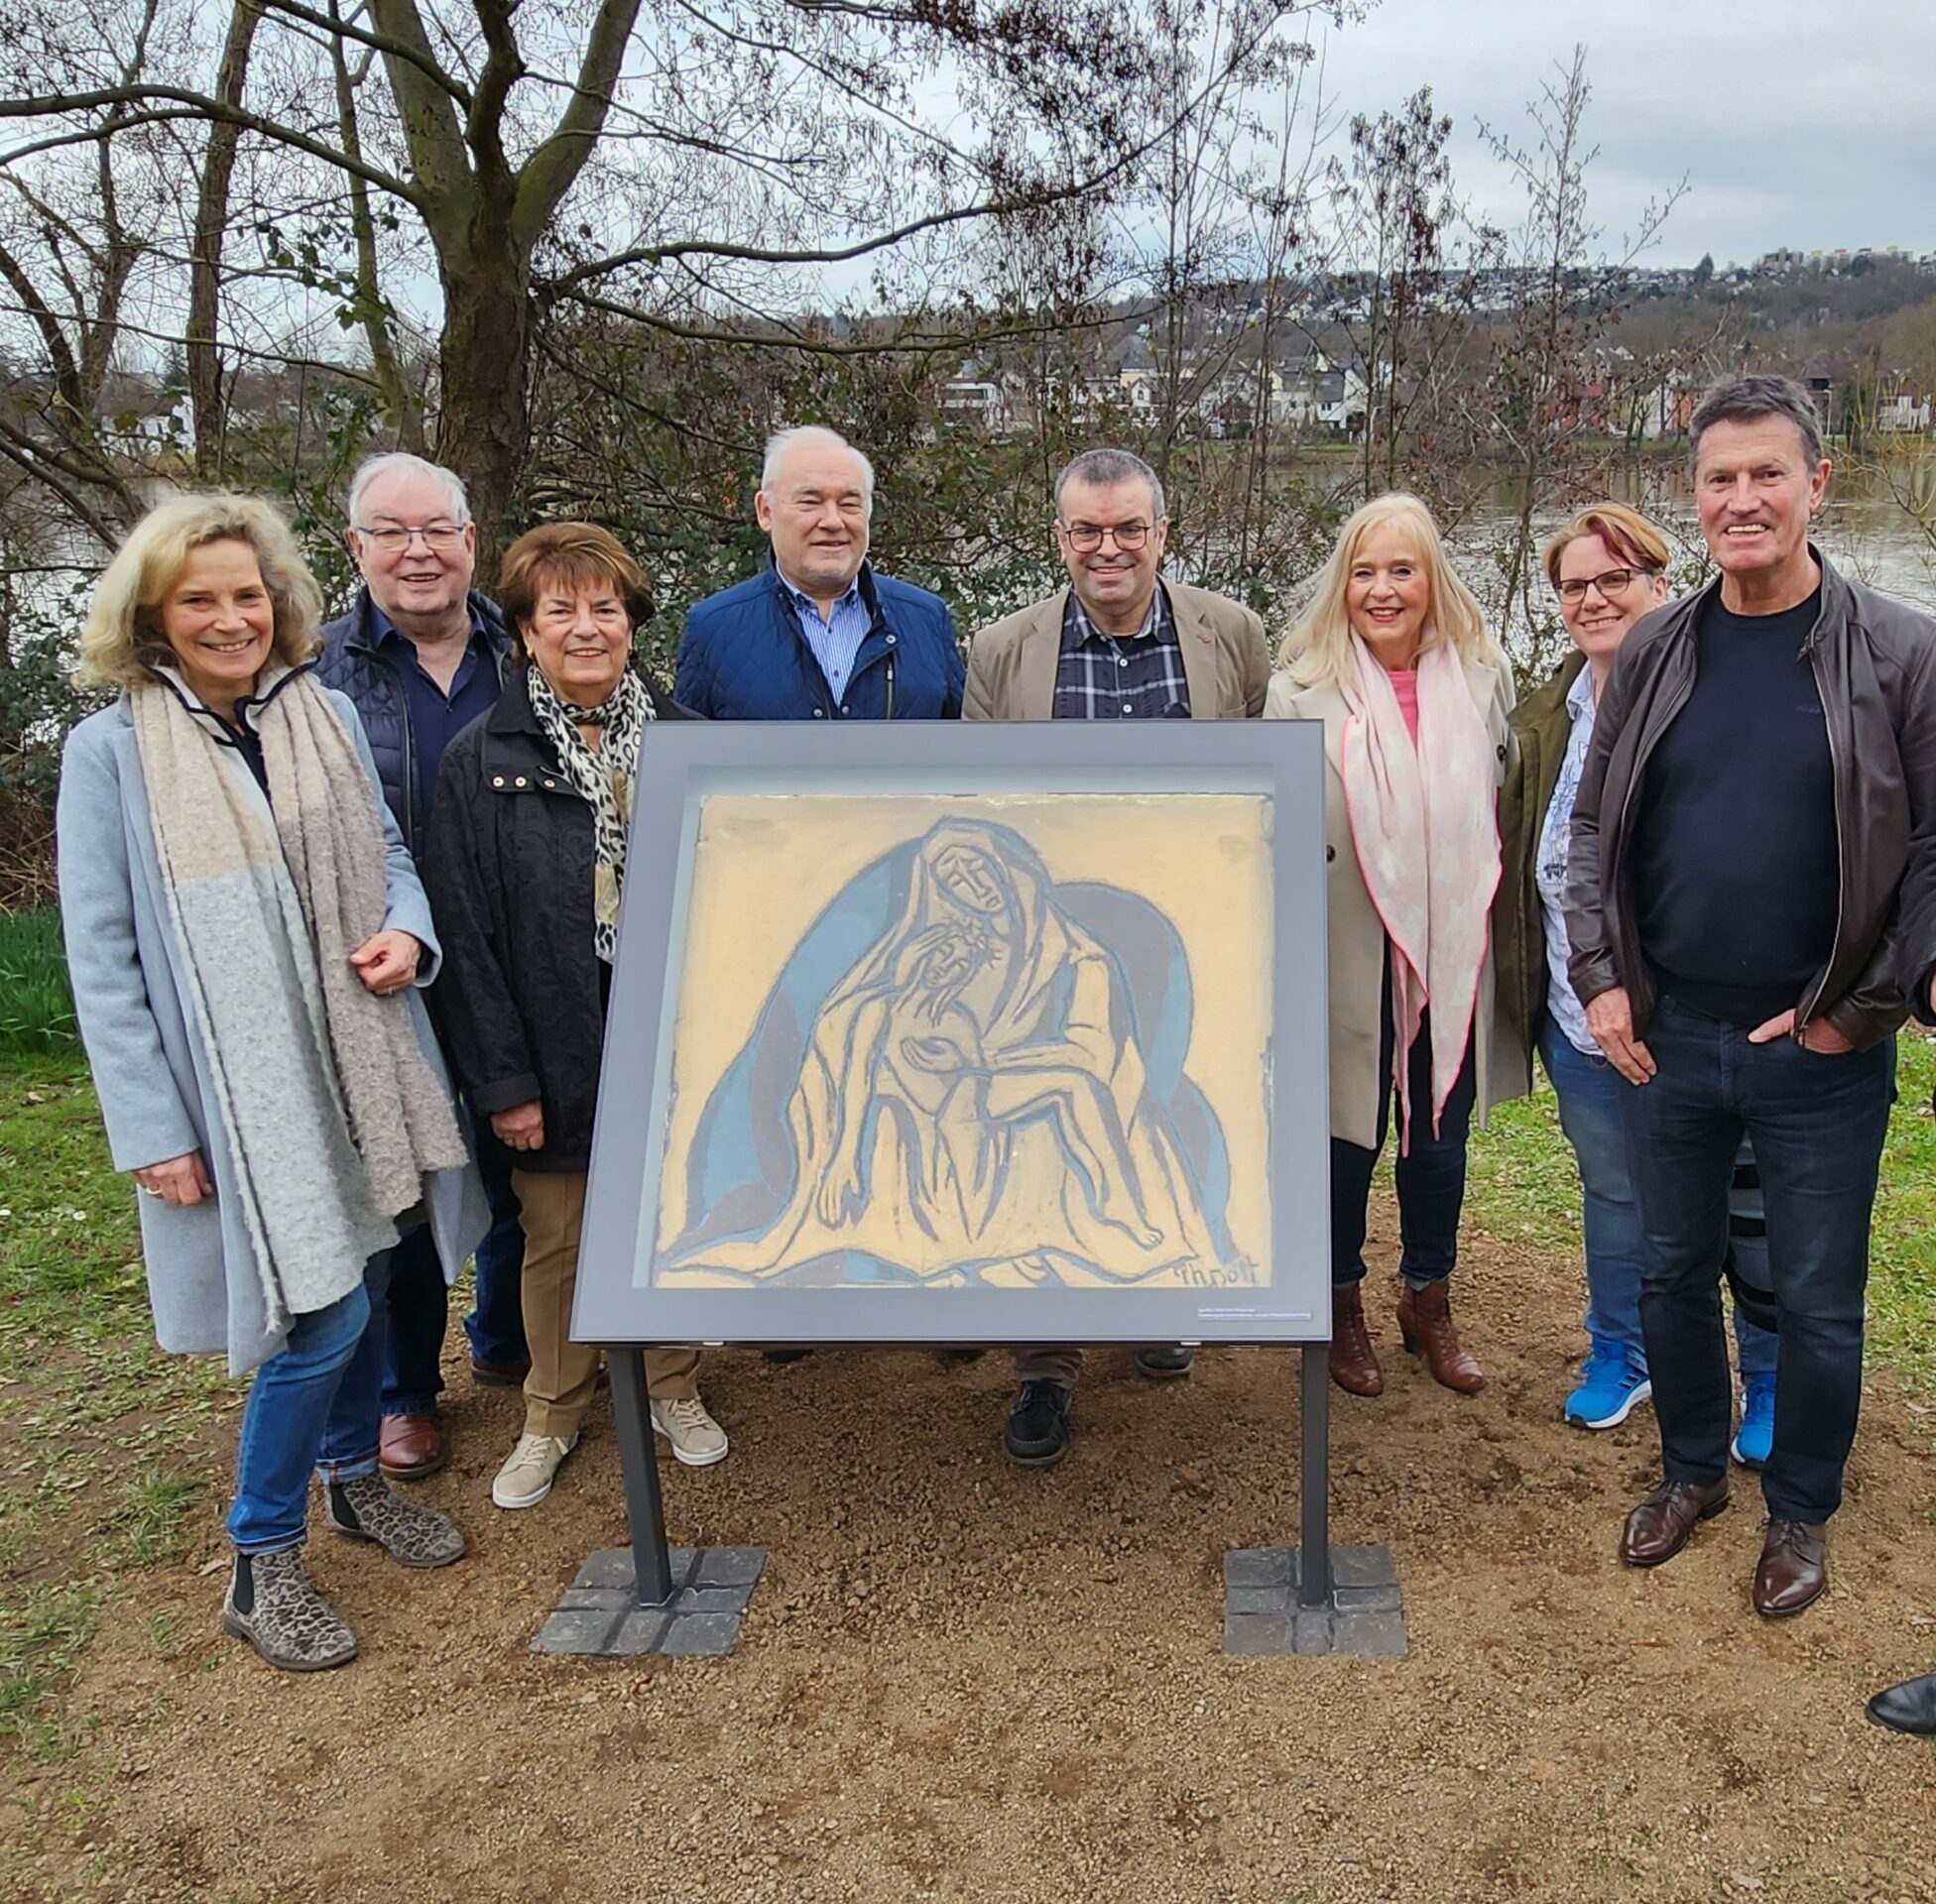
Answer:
[{"left": 648, "top": 794, "right": 1273, "bottom": 1293}]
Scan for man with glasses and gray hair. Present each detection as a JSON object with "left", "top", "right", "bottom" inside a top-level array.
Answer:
[
  {"left": 676, "top": 424, "right": 962, "bottom": 722},
  {"left": 317, "top": 452, "right": 529, "bottom": 1482},
  {"left": 964, "top": 446, "right": 1270, "bottom": 1464}
]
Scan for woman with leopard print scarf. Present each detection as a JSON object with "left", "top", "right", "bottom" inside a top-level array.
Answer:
[{"left": 424, "top": 523, "right": 730, "bottom": 1513}]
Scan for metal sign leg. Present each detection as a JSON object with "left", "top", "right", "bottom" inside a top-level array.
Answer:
[
  {"left": 1298, "top": 1342, "right": 1332, "bottom": 1607},
  {"left": 608, "top": 1347, "right": 674, "bottom": 1606}
]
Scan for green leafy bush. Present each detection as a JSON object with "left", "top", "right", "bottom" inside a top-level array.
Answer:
[{"left": 0, "top": 908, "right": 76, "bottom": 1051}]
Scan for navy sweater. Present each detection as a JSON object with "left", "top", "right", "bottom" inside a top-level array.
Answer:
[{"left": 1632, "top": 588, "right": 1839, "bottom": 1025}]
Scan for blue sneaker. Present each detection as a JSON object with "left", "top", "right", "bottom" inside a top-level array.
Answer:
[
  {"left": 1732, "top": 1372, "right": 1775, "bottom": 1469},
  {"left": 1563, "top": 1341, "right": 1652, "bottom": 1429}
]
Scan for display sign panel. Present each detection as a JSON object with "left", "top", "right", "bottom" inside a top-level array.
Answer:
[{"left": 574, "top": 722, "right": 1330, "bottom": 1346}]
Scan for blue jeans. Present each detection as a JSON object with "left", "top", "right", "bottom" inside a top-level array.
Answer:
[
  {"left": 1620, "top": 996, "right": 1892, "bottom": 1522},
  {"left": 229, "top": 1250, "right": 392, "bottom": 1553},
  {"left": 1330, "top": 986, "right": 1477, "bottom": 1288},
  {"left": 382, "top": 1110, "right": 529, "bottom": 1414},
  {"left": 1540, "top": 1010, "right": 1775, "bottom": 1375}
]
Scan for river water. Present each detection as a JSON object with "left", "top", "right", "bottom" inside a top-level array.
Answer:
[{"left": 1457, "top": 463, "right": 1936, "bottom": 663}]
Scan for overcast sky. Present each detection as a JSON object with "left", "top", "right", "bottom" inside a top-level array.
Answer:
[{"left": 1304, "top": 1, "right": 1936, "bottom": 268}]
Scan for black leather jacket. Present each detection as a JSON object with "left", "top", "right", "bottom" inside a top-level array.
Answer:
[{"left": 1563, "top": 550, "right": 1936, "bottom": 1051}]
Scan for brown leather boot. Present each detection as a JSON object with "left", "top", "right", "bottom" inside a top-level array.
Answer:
[
  {"left": 1327, "top": 1283, "right": 1384, "bottom": 1396},
  {"left": 1395, "top": 1279, "right": 1485, "bottom": 1393}
]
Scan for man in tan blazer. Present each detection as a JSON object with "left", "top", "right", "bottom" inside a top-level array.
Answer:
[
  {"left": 965, "top": 450, "right": 1270, "bottom": 724},
  {"left": 965, "top": 447, "right": 1270, "bottom": 1466}
]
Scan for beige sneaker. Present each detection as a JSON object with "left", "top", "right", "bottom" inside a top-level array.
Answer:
[
  {"left": 491, "top": 1431, "right": 578, "bottom": 1509},
  {"left": 650, "top": 1394, "right": 729, "bottom": 1468}
]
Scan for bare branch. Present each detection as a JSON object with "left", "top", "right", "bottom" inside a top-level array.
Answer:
[
  {"left": 513, "top": 0, "right": 647, "bottom": 245},
  {"left": 0, "top": 88, "right": 420, "bottom": 206},
  {"left": 255, "top": 0, "right": 472, "bottom": 109}
]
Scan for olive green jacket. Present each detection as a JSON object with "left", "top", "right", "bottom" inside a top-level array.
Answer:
[{"left": 1495, "top": 649, "right": 1589, "bottom": 1068}]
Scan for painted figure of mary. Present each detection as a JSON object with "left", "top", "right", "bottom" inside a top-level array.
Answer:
[{"left": 663, "top": 820, "right": 1241, "bottom": 1286}]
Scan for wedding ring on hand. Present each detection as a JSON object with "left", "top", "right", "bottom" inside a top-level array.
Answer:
[{"left": 138, "top": 1183, "right": 162, "bottom": 1197}]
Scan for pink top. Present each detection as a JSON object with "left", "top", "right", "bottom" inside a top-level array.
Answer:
[{"left": 1388, "top": 667, "right": 1420, "bottom": 747}]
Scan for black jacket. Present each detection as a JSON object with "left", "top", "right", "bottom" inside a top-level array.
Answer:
[
  {"left": 315, "top": 587, "right": 514, "bottom": 854},
  {"left": 1563, "top": 551, "right": 1936, "bottom": 1050},
  {"left": 421, "top": 669, "right": 695, "bottom": 1172}
]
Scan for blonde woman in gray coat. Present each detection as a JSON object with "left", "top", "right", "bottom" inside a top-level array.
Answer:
[
  {"left": 1266, "top": 493, "right": 1520, "bottom": 1399},
  {"left": 58, "top": 495, "right": 486, "bottom": 1672}
]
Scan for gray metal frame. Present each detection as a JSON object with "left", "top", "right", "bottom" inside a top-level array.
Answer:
[{"left": 572, "top": 719, "right": 1332, "bottom": 1350}]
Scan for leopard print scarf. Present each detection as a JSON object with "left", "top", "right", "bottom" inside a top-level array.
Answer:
[{"left": 524, "top": 663, "right": 655, "bottom": 963}]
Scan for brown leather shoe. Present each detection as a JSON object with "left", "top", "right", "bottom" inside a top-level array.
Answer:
[
  {"left": 1327, "top": 1284, "right": 1384, "bottom": 1396},
  {"left": 1620, "top": 1478, "right": 1730, "bottom": 1567},
  {"left": 379, "top": 1412, "right": 446, "bottom": 1482},
  {"left": 1395, "top": 1279, "right": 1485, "bottom": 1392},
  {"left": 1754, "top": 1518, "right": 1829, "bottom": 1617}
]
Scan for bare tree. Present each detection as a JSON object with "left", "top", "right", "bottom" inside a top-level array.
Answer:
[
  {"left": 2, "top": 0, "right": 1254, "bottom": 565},
  {"left": 1318, "top": 85, "right": 1490, "bottom": 502},
  {"left": 1476, "top": 46, "right": 1684, "bottom": 662}
]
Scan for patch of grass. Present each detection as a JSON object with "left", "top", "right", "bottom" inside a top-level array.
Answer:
[
  {"left": 1870, "top": 1033, "right": 1936, "bottom": 1394},
  {"left": 112, "top": 1471, "right": 209, "bottom": 1569},
  {"left": 0, "top": 909, "right": 75, "bottom": 1053},
  {"left": 0, "top": 1585, "right": 102, "bottom": 1759},
  {"left": 0, "top": 1052, "right": 242, "bottom": 1760},
  {"left": 1463, "top": 1031, "right": 1936, "bottom": 1395}
]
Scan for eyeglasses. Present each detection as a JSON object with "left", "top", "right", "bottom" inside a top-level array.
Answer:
[
  {"left": 354, "top": 522, "right": 467, "bottom": 553},
  {"left": 1061, "top": 522, "right": 1152, "bottom": 553},
  {"left": 1555, "top": 566, "right": 1653, "bottom": 605}
]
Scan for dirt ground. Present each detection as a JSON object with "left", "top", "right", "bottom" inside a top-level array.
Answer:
[{"left": 8, "top": 1207, "right": 1936, "bottom": 1904}]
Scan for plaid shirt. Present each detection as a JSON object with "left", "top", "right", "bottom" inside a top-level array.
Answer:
[{"left": 1052, "top": 585, "right": 1191, "bottom": 720}]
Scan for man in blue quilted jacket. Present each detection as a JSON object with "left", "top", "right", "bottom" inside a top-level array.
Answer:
[
  {"left": 675, "top": 426, "right": 963, "bottom": 722},
  {"left": 316, "top": 453, "right": 530, "bottom": 1482}
]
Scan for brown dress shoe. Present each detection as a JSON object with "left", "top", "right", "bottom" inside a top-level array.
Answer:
[
  {"left": 1328, "top": 1284, "right": 1384, "bottom": 1396},
  {"left": 379, "top": 1412, "right": 446, "bottom": 1482},
  {"left": 1395, "top": 1279, "right": 1485, "bottom": 1392},
  {"left": 1754, "top": 1518, "right": 1828, "bottom": 1617},
  {"left": 1620, "top": 1478, "right": 1730, "bottom": 1566}
]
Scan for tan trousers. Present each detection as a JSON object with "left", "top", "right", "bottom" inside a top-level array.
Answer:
[{"left": 512, "top": 1170, "right": 699, "bottom": 1439}]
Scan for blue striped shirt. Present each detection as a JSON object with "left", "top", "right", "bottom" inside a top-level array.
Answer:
[{"left": 778, "top": 569, "right": 871, "bottom": 702}]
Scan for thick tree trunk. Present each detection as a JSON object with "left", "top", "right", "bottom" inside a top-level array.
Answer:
[
  {"left": 431, "top": 223, "right": 531, "bottom": 584},
  {"left": 187, "top": 0, "right": 262, "bottom": 479}
]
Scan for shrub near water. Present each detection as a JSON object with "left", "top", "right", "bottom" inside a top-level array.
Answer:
[{"left": 0, "top": 909, "right": 76, "bottom": 1052}]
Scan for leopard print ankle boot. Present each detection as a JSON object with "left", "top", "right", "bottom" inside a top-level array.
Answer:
[{"left": 222, "top": 1548, "right": 357, "bottom": 1672}]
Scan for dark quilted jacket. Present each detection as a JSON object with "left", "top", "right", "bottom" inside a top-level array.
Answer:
[
  {"left": 421, "top": 669, "right": 695, "bottom": 1173},
  {"left": 674, "top": 559, "right": 963, "bottom": 721},
  {"left": 315, "top": 587, "right": 513, "bottom": 853}
]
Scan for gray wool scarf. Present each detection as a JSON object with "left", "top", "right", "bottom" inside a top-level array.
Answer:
[{"left": 132, "top": 668, "right": 468, "bottom": 1321}]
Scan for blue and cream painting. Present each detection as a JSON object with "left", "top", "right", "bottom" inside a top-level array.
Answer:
[{"left": 649, "top": 794, "right": 1272, "bottom": 1290}]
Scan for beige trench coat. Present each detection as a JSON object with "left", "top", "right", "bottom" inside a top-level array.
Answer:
[{"left": 1266, "top": 654, "right": 1528, "bottom": 1149}]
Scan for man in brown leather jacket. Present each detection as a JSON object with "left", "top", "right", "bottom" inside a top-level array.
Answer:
[{"left": 1564, "top": 373, "right": 1936, "bottom": 1618}]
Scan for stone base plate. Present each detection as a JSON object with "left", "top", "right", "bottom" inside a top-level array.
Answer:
[
  {"left": 532, "top": 1546, "right": 766, "bottom": 1658},
  {"left": 1222, "top": 1545, "right": 1406, "bottom": 1657}
]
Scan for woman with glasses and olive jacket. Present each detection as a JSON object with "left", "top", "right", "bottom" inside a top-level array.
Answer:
[{"left": 1496, "top": 503, "right": 1777, "bottom": 1452}]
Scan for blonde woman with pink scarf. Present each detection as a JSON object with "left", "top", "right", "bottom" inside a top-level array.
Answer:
[{"left": 1267, "top": 494, "right": 1522, "bottom": 1398}]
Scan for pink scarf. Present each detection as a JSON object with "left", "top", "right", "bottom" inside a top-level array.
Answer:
[{"left": 1340, "top": 635, "right": 1501, "bottom": 1144}]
